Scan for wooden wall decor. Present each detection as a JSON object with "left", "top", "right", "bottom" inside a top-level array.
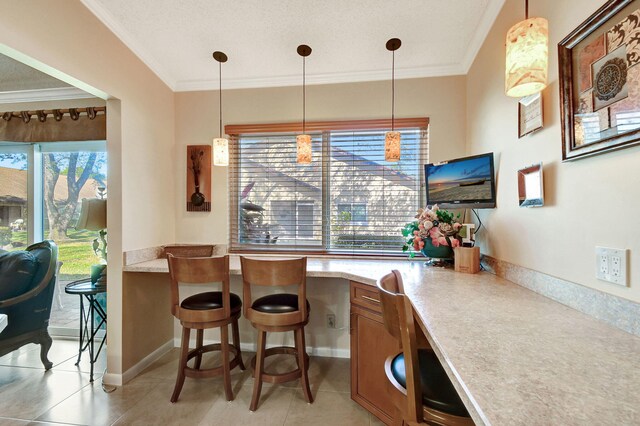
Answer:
[{"left": 186, "top": 145, "right": 212, "bottom": 212}]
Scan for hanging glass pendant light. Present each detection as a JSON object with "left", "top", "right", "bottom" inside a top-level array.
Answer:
[
  {"left": 212, "top": 51, "right": 229, "bottom": 166},
  {"left": 385, "top": 38, "right": 401, "bottom": 162},
  {"left": 297, "top": 44, "right": 312, "bottom": 164},
  {"left": 505, "top": 0, "right": 548, "bottom": 97}
]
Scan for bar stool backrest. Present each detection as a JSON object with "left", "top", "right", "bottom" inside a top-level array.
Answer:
[
  {"left": 167, "top": 254, "right": 231, "bottom": 323},
  {"left": 240, "top": 256, "right": 308, "bottom": 326},
  {"left": 377, "top": 270, "right": 423, "bottom": 423}
]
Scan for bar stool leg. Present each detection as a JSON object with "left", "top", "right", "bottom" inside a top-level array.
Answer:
[
  {"left": 295, "top": 328, "right": 313, "bottom": 403},
  {"left": 250, "top": 330, "right": 267, "bottom": 411},
  {"left": 194, "top": 329, "right": 204, "bottom": 370},
  {"left": 232, "top": 319, "right": 245, "bottom": 370},
  {"left": 220, "top": 323, "right": 233, "bottom": 401},
  {"left": 171, "top": 327, "right": 191, "bottom": 403}
]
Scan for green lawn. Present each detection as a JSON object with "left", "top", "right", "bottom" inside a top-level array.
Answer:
[{"left": 3, "top": 227, "right": 103, "bottom": 280}]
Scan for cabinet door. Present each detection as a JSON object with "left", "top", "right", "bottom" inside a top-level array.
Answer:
[{"left": 351, "top": 305, "right": 400, "bottom": 425}]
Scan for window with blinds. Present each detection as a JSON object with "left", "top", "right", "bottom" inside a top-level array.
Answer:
[{"left": 228, "top": 119, "right": 428, "bottom": 254}]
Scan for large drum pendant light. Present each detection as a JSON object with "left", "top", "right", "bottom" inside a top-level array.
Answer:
[
  {"left": 297, "top": 44, "right": 312, "bottom": 164},
  {"left": 505, "top": 0, "right": 548, "bottom": 97},
  {"left": 385, "top": 38, "right": 401, "bottom": 162},
  {"left": 212, "top": 51, "right": 229, "bottom": 166}
]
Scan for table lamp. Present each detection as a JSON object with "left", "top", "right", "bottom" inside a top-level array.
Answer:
[{"left": 76, "top": 197, "right": 107, "bottom": 285}]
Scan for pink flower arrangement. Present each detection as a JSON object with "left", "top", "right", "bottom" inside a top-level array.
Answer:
[{"left": 402, "top": 205, "right": 463, "bottom": 256}]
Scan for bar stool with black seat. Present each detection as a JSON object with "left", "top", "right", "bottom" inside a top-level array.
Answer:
[
  {"left": 167, "top": 254, "right": 245, "bottom": 403},
  {"left": 240, "top": 256, "right": 313, "bottom": 411},
  {"left": 378, "top": 270, "right": 473, "bottom": 426}
]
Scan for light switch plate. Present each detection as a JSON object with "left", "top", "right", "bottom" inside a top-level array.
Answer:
[{"left": 595, "top": 246, "right": 628, "bottom": 287}]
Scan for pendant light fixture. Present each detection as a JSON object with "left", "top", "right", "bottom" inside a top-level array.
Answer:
[
  {"left": 505, "top": 0, "right": 548, "bottom": 97},
  {"left": 212, "top": 51, "right": 229, "bottom": 166},
  {"left": 297, "top": 44, "right": 312, "bottom": 164},
  {"left": 385, "top": 38, "right": 402, "bottom": 162}
]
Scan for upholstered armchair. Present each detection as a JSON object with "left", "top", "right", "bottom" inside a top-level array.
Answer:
[{"left": 0, "top": 241, "right": 58, "bottom": 369}]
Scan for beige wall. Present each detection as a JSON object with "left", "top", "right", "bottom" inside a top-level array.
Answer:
[
  {"left": 175, "top": 76, "right": 467, "bottom": 244},
  {"left": 467, "top": 0, "right": 640, "bottom": 302},
  {"left": 173, "top": 77, "right": 466, "bottom": 359},
  {"left": 0, "top": 0, "right": 176, "bottom": 377}
]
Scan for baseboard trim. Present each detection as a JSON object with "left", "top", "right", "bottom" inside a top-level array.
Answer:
[
  {"left": 172, "top": 337, "right": 350, "bottom": 359},
  {"left": 103, "top": 339, "right": 174, "bottom": 386}
]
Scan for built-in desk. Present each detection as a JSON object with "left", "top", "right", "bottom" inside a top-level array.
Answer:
[{"left": 123, "top": 256, "right": 640, "bottom": 425}]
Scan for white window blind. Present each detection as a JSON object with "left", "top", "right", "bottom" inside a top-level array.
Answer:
[{"left": 228, "top": 119, "right": 428, "bottom": 254}]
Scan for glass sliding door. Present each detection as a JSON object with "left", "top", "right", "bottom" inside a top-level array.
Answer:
[
  {"left": 41, "top": 146, "right": 107, "bottom": 280},
  {"left": 0, "top": 143, "right": 30, "bottom": 251},
  {"left": 39, "top": 142, "right": 107, "bottom": 333}
]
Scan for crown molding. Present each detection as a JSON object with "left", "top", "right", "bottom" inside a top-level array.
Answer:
[
  {"left": 175, "top": 64, "right": 467, "bottom": 92},
  {"left": 0, "top": 87, "right": 96, "bottom": 104},
  {"left": 80, "top": 0, "right": 177, "bottom": 91},
  {"left": 81, "top": 0, "right": 502, "bottom": 92},
  {"left": 461, "top": 0, "right": 506, "bottom": 73}
]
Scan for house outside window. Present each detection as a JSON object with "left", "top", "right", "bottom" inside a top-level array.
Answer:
[
  {"left": 229, "top": 118, "right": 428, "bottom": 254},
  {"left": 337, "top": 203, "right": 367, "bottom": 224}
]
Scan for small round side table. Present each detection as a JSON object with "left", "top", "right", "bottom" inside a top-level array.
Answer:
[{"left": 65, "top": 278, "right": 107, "bottom": 382}]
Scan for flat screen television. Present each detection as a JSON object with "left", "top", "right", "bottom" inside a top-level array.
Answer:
[{"left": 424, "top": 152, "right": 496, "bottom": 209}]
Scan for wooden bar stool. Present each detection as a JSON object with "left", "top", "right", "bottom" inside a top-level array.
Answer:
[
  {"left": 240, "top": 256, "right": 313, "bottom": 411},
  {"left": 167, "top": 254, "right": 245, "bottom": 403},
  {"left": 378, "top": 270, "right": 472, "bottom": 426}
]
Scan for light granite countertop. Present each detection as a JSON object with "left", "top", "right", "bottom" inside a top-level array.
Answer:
[{"left": 123, "top": 256, "right": 640, "bottom": 425}]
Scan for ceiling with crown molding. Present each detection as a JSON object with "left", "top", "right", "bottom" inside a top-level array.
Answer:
[{"left": 81, "top": 0, "right": 505, "bottom": 91}]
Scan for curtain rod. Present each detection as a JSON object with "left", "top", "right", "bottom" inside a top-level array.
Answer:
[{"left": 1, "top": 106, "right": 106, "bottom": 123}]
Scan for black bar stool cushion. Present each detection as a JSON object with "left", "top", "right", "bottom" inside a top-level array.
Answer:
[
  {"left": 251, "top": 293, "right": 310, "bottom": 314},
  {"left": 181, "top": 291, "right": 242, "bottom": 311},
  {"left": 390, "top": 349, "right": 469, "bottom": 417}
]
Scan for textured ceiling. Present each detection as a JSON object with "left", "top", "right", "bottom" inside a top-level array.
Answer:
[
  {"left": 82, "top": 0, "right": 505, "bottom": 91},
  {"left": 0, "top": 54, "right": 70, "bottom": 92}
]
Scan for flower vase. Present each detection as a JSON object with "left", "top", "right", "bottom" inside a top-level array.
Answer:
[{"left": 420, "top": 238, "right": 454, "bottom": 260}]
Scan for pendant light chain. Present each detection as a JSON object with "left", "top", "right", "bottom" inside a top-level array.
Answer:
[
  {"left": 384, "top": 38, "right": 401, "bottom": 162},
  {"left": 219, "top": 59, "right": 223, "bottom": 138},
  {"left": 212, "top": 50, "right": 229, "bottom": 166},
  {"left": 525, "top": 0, "right": 528, "bottom": 19},
  {"left": 303, "top": 55, "right": 306, "bottom": 134},
  {"left": 392, "top": 49, "right": 395, "bottom": 132}
]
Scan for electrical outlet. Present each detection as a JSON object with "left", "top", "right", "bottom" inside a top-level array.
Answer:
[
  {"left": 600, "top": 253, "right": 609, "bottom": 275},
  {"left": 595, "top": 246, "right": 628, "bottom": 287},
  {"left": 611, "top": 255, "right": 621, "bottom": 277},
  {"left": 326, "top": 314, "right": 336, "bottom": 329}
]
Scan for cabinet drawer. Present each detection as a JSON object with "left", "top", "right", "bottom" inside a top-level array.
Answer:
[{"left": 350, "top": 281, "right": 382, "bottom": 313}]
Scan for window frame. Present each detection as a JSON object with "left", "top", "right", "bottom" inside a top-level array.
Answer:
[
  {"left": 0, "top": 141, "right": 106, "bottom": 246},
  {"left": 227, "top": 118, "right": 429, "bottom": 256}
]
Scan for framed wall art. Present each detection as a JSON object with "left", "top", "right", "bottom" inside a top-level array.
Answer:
[
  {"left": 518, "top": 92, "right": 543, "bottom": 138},
  {"left": 517, "top": 163, "right": 544, "bottom": 207},
  {"left": 559, "top": 0, "right": 640, "bottom": 161},
  {"left": 186, "top": 145, "right": 212, "bottom": 212}
]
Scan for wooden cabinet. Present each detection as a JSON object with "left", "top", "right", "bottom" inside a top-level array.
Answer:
[{"left": 350, "top": 281, "right": 399, "bottom": 425}]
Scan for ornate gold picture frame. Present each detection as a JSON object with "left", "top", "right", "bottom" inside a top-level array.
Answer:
[{"left": 559, "top": 0, "right": 640, "bottom": 161}]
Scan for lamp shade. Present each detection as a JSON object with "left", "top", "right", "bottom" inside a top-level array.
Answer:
[
  {"left": 296, "top": 134, "right": 312, "bottom": 164},
  {"left": 213, "top": 137, "right": 229, "bottom": 166},
  {"left": 76, "top": 198, "right": 107, "bottom": 231},
  {"left": 385, "top": 131, "right": 401, "bottom": 162},
  {"left": 505, "top": 17, "right": 549, "bottom": 97}
]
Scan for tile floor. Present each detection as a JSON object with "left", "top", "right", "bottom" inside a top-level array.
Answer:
[
  {"left": 49, "top": 280, "right": 82, "bottom": 329},
  {"left": 0, "top": 338, "right": 386, "bottom": 425}
]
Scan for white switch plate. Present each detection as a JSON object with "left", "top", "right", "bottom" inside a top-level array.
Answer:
[{"left": 595, "top": 246, "right": 628, "bottom": 287}]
